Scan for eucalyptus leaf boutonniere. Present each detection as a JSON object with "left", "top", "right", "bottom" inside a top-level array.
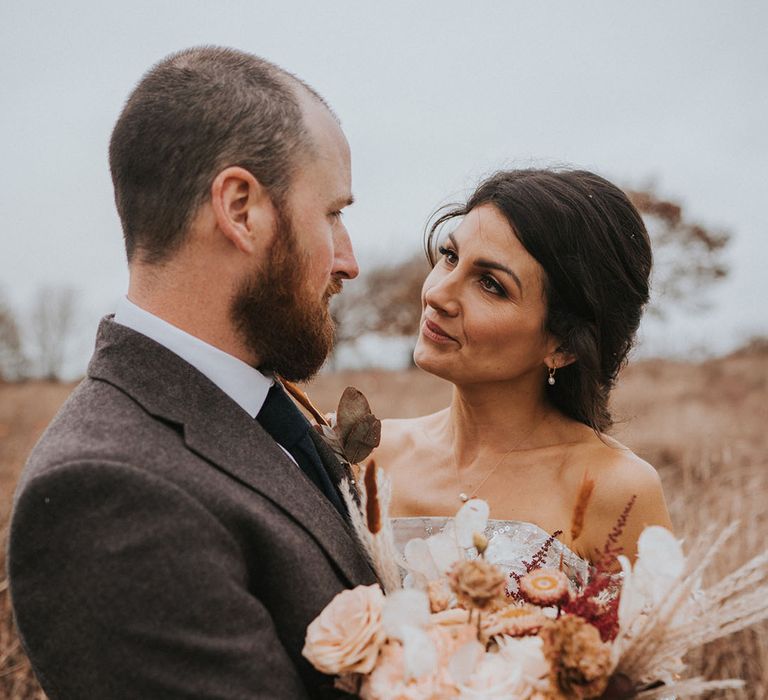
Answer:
[{"left": 281, "top": 381, "right": 381, "bottom": 469}]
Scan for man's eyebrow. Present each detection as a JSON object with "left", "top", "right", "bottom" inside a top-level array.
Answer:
[
  {"left": 447, "top": 233, "right": 524, "bottom": 295},
  {"left": 333, "top": 194, "right": 355, "bottom": 208}
]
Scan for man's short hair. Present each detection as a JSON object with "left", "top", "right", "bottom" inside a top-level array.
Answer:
[{"left": 109, "top": 46, "right": 325, "bottom": 264}]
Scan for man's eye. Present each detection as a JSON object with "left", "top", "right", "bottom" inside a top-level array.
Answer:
[
  {"left": 437, "top": 245, "right": 458, "bottom": 264},
  {"left": 329, "top": 210, "right": 343, "bottom": 221}
]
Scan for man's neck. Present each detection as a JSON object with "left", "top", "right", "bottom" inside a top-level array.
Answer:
[{"left": 127, "top": 268, "right": 257, "bottom": 367}]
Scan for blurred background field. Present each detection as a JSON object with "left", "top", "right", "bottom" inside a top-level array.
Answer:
[{"left": 1, "top": 340, "right": 767, "bottom": 697}]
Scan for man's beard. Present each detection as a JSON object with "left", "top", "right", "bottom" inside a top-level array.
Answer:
[{"left": 230, "top": 208, "right": 340, "bottom": 382}]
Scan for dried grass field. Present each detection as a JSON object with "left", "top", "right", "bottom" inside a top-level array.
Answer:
[{"left": 1, "top": 343, "right": 767, "bottom": 698}]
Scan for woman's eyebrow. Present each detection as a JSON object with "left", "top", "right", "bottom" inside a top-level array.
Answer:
[
  {"left": 448, "top": 233, "right": 523, "bottom": 295},
  {"left": 475, "top": 259, "right": 523, "bottom": 295}
]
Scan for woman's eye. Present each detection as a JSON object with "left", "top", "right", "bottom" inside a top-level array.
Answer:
[
  {"left": 479, "top": 275, "right": 505, "bottom": 296},
  {"left": 438, "top": 245, "right": 458, "bottom": 264},
  {"left": 329, "top": 210, "right": 343, "bottom": 221}
]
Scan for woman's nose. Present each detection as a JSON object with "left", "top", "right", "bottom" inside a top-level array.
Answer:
[{"left": 423, "top": 270, "right": 460, "bottom": 317}]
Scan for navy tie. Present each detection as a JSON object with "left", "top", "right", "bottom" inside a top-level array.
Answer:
[{"left": 257, "top": 384, "right": 345, "bottom": 515}]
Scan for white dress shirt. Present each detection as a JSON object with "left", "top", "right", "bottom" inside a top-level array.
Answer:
[{"left": 113, "top": 296, "right": 273, "bottom": 418}]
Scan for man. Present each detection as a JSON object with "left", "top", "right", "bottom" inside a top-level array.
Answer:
[{"left": 8, "top": 46, "right": 376, "bottom": 699}]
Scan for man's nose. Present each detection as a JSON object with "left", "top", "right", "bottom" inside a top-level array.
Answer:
[{"left": 333, "top": 225, "right": 359, "bottom": 280}]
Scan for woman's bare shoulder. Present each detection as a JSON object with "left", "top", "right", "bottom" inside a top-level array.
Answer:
[
  {"left": 572, "top": 433, "right": 656, "bottom": 481},
  {"left": 568, "top": 435, "right": 673, "bottom": 560}
]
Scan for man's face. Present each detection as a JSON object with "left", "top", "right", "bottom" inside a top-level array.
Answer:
[
  {"left": 279, "top": 98, "right": 358, "bottom": 302},
  {"left": 230, "top": 100, "right": 358, "bottom": 381},
  {"left": 230, "top": 205, "right": 340, "bottom": 381}
]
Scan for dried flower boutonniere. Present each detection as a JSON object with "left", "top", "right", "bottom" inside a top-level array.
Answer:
[{"left": 281, "top": 380, "right": 381, "bottom": 470}]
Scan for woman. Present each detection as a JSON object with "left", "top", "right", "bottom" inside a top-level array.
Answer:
[{"left": 375, "top": 169, "right": 672, "bottom": 571}]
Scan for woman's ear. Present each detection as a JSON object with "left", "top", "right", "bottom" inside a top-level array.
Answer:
[
  {"left": 558, "top": 346, "right": 577, "bottom": 368},
  {"left": 210, "top": 166, "right": 275, "bottom": 255},
  {"left": 545, "top": 343, "right": 577, "bottom": 371}
]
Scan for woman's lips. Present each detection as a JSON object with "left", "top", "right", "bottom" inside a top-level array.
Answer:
[{"left": 422, "top": 318, "right": 458, "bottom": 344}]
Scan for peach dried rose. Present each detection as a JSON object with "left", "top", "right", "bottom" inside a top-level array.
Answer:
[
  {"left": 302, "top": 584, "right": 386, "bottom": 675},
  {"left": 448, "top": 558, "right": 507, "bottom": 611},
  {"left": 456, "top": 652, "right": 527, "bottom": 698},
  {"left": 497, "top": 635, "right": 551, "bottom": 691},
  {"left": 360, "top": 631, "right": 463, "bottom": 700}
]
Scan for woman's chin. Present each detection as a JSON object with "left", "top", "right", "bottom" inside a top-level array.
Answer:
[
  {"left": 413, "top": 340, "right": 456, "bottom": 380},
  {"left": 412, "top": 337, "right": 433, "bottom": 368}
]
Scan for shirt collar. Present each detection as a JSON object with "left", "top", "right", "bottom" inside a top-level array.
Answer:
[{"left": 113, "top": 296, "right": 272, "bottom": 418}]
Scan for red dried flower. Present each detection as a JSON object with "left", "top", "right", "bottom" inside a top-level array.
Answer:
[
  {"left": 594, "top": 496, "right": 636, "bottom": 570},
  {"left": 561, "top": 570, "right": 621, "bottom": 643},
  {"left": 561, "top": 497, "right": 637, "bottom": 643}
]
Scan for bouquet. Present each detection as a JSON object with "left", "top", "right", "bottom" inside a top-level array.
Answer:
[{"left": 302, "top": 462, "right": 768, "bottom": 700}]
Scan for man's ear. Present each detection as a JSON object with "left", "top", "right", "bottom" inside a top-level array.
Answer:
[{"left": 210, "top": 166, "right": 275, "bottom": 255}]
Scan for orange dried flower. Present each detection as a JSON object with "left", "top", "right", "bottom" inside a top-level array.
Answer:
[
  {"left": 519, "top": 568, "right": 571, "bottom": 606},
  {"left": 570, "top": 472, "right": 595, "bottom": 542},
  {"left": 482, "top": 603, "right": 548, "bottom": 639},
  {"left": 540, "top": 615, "right": 613, "bottom": 699},
  {"left": 447, "top": 558, "right": 507, "bottom": 611}
]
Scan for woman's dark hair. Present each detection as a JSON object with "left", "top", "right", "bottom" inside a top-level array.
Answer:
[{"left": 426, "top": 169, "right": 652, "bottom": 432}]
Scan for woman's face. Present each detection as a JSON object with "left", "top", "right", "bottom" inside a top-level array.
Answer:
[{"left": 413, "top": 204, "right": 557, "bottom": 386}]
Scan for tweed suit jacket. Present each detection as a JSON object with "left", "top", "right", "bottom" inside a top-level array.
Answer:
[{"left": 8, "top": 317, "right": 377, "bottom": 699}]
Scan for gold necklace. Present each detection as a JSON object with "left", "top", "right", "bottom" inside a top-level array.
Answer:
[{"left": 453, "top": 415, "right": 546, "bottom": 503}]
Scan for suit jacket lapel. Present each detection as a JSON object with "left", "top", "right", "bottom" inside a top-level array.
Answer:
[
  {"left": 307, "top": 428, "right": 356, "bottom": 499},
  {"left": 87, "top": 317, "right": 374, "bottom": 588}
]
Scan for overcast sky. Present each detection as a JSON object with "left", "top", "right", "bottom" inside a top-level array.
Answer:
[{"left": 1, "top": 1, "right": 766, "bottom": 373}]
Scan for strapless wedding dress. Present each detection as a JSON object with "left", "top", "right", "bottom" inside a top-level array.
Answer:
[{"left": 391, "top": 517, "right": 591, "bottom": 589}]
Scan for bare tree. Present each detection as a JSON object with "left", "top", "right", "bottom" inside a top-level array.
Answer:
[
  {"left": 29, "top": 285, "right": 79, "bottom": 381},
  {"left": 627, "top": 187, "right": 730, "bottom": 316},
  {"left": 330, "top": 255, "right": 428, "bottom": 363},
  {"left": 363, "top": 256, "right": 429, "bottom": 336},
  {"left": 0, "top": 292, "right": 26, "bottom": 381}
]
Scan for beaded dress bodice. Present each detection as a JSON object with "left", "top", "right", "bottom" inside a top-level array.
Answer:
[{"left": 391, "top": 516, "right": 591, "bottom": 589}]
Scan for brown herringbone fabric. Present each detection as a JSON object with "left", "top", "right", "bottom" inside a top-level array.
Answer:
[{"left": 7, "top": 317, "right": 376, "bottom": 699}]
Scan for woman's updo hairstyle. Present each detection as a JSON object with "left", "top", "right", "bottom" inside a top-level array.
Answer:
[{"left": 426, "top": 169, "right": 652, "bottom": 433}]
